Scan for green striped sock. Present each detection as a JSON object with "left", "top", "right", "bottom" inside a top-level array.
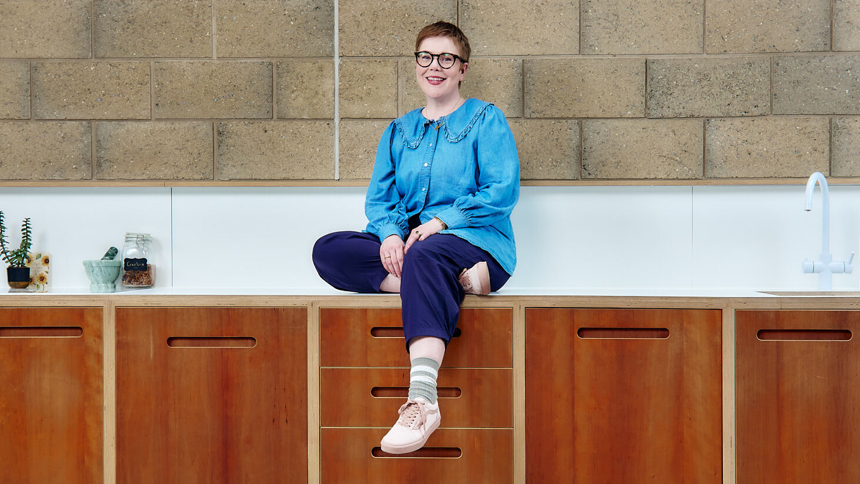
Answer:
[{"left": 408, "top": 357, "right": 441, "bottom": 404}]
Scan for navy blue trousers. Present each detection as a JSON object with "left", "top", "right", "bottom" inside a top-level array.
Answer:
[{"left": 312, "top": 231, "right": 510, "bottom": 346}]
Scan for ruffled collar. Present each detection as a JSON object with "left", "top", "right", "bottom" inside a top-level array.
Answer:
[{"left": 394, "top": 98, "right": 493, "bottom": 149}]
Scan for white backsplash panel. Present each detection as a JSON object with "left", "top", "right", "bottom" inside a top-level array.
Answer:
[
  {"left": 4, "top": 183, "right": 860, "bottom": 292},
  {"left": 508, "top": 186, "right": 694, "bottom": 290},
  {"left": 171, "top": 187, "right": 367, "bottom": 289},
  {"left": 0, "top": 187, "right": 172, "bottom": 289},
  {"left": 692, "top": 185, "right": 860, "bottom": 290}
]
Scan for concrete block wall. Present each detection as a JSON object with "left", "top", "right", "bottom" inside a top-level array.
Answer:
[{"left": 1, "top": 0, "right": 859, "bottom": 182}]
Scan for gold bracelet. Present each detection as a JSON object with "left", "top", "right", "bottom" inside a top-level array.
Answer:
[{"left": 433, "top": 216, "right": 448, "bottom": 230}]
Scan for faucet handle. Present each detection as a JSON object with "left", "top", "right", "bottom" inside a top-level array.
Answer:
[
  {"left": 828, "top": 252, "right": 855, "bottom": 274},
  {"left": 802, "top": 258, "right": 816, "bottom": 273}
]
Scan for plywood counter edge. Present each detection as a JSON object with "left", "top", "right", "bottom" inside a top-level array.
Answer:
[{"left": 2, "top": 293, "right": 860, "bottom": 309}]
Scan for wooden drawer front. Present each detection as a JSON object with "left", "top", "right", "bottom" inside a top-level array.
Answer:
[
  {"left": 116, "top": 307, "right": 308, "bottom": 484},
  {"left": 321, "top": 368, "right": 512, "bottom": 428},
  {"left": 736, "top": 310, "right": 860, "bottom": 484},
  {"left": 320, "top": 308, "right": 512, "bottom": 368},
  {"left": 321, "top": 428, "right": 513, "bottom": 484},
  {"left": 0, "top": 307, "right": 104, "bottom": 484},
  {"left": 526, "top": 308, "right": 722, "bottom": 484}
]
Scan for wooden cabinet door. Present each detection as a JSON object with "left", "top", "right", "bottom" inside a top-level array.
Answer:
[
  {"left": 320, "top": 367, "right": 512, "bottom": 428},
  {"left": 116, "top": 307, "right": 307, "bottom": 484},
  {"left": 0, "top": 307, "right": 104, "bottom": 484},
  {"left": 736, "top": 310, "right": 860, "bottom": 484},
  {"left": 320, "top": 308, "right": 512, "bottom": 368},
  {"left": 526, "top": 308, "right": 722, "bottom": 484},
  {"left": 321, "top": 428, "right": 513, "bottom": 484}
]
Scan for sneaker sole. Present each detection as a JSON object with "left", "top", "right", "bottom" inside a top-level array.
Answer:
[
  {"left": 473, "top": 261, "right": 490, "bottom": 295},
  {"left": 379, "top": 415, "right": 441, "bottom": 454},
  {"left": 461, "top": 261, "right": 490, "bottom": 296}
]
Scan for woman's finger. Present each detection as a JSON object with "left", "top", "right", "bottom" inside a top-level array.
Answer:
[
  {"left": 404, "top": 230, "right": 420, "bottom": 252},
  {"left": 393, "top": 245, "right": 404, "bottom": 277}
]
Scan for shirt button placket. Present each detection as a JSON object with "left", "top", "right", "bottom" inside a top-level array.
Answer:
[{"left": 421, "top": 122, "right": 441, "bottom": 199}]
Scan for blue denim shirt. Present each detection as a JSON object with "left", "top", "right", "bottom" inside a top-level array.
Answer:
[{"left": 365, "top": 98, "right": 520, "bottom": 275}]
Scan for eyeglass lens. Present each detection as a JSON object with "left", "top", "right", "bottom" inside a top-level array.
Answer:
[{"left": 416, "top": 52, "right": 457, "bottom": 68}]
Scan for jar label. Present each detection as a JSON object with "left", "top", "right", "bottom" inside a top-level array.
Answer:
[{"left": 124, "top": 258, "right": 148, "bottom": 271}]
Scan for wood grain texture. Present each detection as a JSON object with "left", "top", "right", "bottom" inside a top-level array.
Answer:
[
  {"left": 320, "top": 368, "right": 512, "bottom": 428},
  {"left": 0, "top": 307, "right": 104, "bottom": 484},
  {"left": 320, "top": 308, "right": 512, "bottom": 368},
  {"left": 526, "top": 308, "right": 722, "bottom": 484},
  {"left": 116, "top": 307, "right": 307, "bottom": 484},
  {"left": 320, "top": 428, "right": 513, "bottom": 484},
  {"left": 736, "top": 310, "right": 860, "bottom": 484}
]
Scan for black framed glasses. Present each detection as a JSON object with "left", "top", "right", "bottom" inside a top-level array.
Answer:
[{"left": 414, "top": 51, "right": 467, "bottom": 69}]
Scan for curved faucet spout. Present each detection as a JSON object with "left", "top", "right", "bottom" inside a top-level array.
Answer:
[{"left": 805, "top": 171, "right": 829, "bottom": 256}]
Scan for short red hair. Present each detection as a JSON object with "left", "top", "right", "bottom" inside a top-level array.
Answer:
[{"left": 415, "top": 21, "right": 471, "bottom": 63}]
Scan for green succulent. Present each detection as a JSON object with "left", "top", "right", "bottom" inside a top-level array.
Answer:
[{"left": 0, "top": 211, "right": 32, "bottom": 268}]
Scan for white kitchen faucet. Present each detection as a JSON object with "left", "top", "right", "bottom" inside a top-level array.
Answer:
[{"left": 803, "top": 172, "right": 854, "bottom": 290}]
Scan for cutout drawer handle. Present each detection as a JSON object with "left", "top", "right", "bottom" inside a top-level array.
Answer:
[
  {"left": 0, "top": 327, "right": 82, "bottom": 338},
  {"left": 757, "top": 329, "right": 852, "bottom": 341},
  {"left": 372, "top": 447, "right": 462, "bottom": 458},
  {"left": 371, "top": 327, "right": 461, "bottom": 338},
  {"left": 167, "top": 337, "right": 257, "bottom": 348},
  {"left": 371, "top": 387, "right": 462, "bottom": 398},
  {"left": 577, "top": 328, "right": 669, "bottom": 339}
]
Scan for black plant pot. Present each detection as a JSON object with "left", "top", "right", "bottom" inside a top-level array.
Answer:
[{"left": 6, "top": 266, "right": 30, "bottom": 289}]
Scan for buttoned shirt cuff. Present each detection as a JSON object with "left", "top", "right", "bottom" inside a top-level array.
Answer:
[
  {"left": 378, "top": 224, "right": 405, "bottom": 241},
  {"left": 434, "top": 207, "right": 469, "bottom": 230}
]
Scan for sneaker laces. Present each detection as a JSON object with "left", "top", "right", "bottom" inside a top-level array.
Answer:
[{"left": 395, "top": 399, "right": 426, "bottom": 430}]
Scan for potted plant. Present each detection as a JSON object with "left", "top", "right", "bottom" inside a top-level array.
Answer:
[{"left": 0, "top": 211, "right": 33, "bottom": 289}]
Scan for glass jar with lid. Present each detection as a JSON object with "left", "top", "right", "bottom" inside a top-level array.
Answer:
[{"left": 121, "top": 233, "right": 155, "bottom": 288}]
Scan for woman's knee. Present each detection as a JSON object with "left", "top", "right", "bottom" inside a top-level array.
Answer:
[
  {"left": 312, "top": 234, "right": 333, "bottom": 268},
  {"left": 312, "top": 232, "right": 352, "bottom": 273},
  {"left": 402, "top": 240, "right": 435, "bottom": 267}
]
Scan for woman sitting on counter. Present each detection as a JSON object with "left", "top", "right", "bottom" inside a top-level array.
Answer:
[{"left": 313, "top": 21, "right": 520, "bottom": 454}]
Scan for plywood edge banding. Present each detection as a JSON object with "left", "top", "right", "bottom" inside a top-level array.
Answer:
[
  {"left": 370, "top": 387, "right": 462, "bottom": 398},
  {"left": 0, "top": 326, "right": 83, "bottom": 338},
  {"left": 756, "top": 329, "right": 852, "bottom": 341},
  {"left": 371, "top": 327, "right": 461, "bottom": 338},
  {"left": 166, "top": 336, "right": 257, "bottom": 348},
  {"left": 371, "top": 447, "right": 463, "bottom": 458},
  {"left": 576, "top": 327, "right": 670, "bottom": 339}
]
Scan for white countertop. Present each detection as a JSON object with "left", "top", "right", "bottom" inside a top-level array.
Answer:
[{"left": 5, "top": 286, "right": 860, "bottom": 298}]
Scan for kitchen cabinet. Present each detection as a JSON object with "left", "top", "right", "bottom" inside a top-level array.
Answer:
[
  {"left": 319, "top": 307, "right": 514, "bottom": 484},
  {"left": 736, "top": 310, "right": 860, "bottom": 484},
  {"left": 115, "top": 307, "right": 307, "bottom": 484},
  {"left": 525, "top": 308, "right": 722, "bottom": 483},
  {"left": 0, "top": 307, "right": 104, "bottom": 484}
]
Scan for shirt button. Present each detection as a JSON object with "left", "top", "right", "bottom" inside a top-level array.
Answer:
[
  {"left": 422, "top": 188, "right": 426, "bottom": 191},
  {"left": 424, "top": 163, "right": 428, "bottom": 167}
]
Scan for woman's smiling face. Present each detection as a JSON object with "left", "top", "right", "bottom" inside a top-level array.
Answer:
[{"left": 415, "top": 36, "right": 467, "bottom": 102}]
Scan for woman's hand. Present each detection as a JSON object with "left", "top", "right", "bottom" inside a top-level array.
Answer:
[
  {"left": 404, "top": 217, "right": 446, "bottom": 253},
  {"left": 380, "top": 235, "right": 406, "bottom": 277}
]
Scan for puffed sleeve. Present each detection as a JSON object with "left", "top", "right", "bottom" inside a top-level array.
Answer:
[
  {"left": 434, "top": 106, "right": 520, "bottom": 229},
  {"left": 364, "top": 121, "right": 409, "bottom": 240}
]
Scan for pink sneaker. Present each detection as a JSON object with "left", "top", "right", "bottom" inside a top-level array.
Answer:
[
  {"left": 459, "top": 261, "right": 490, "bottom": 295},
  {"left": 380, "top": 398, "right": 441, "bottom": 454}
]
